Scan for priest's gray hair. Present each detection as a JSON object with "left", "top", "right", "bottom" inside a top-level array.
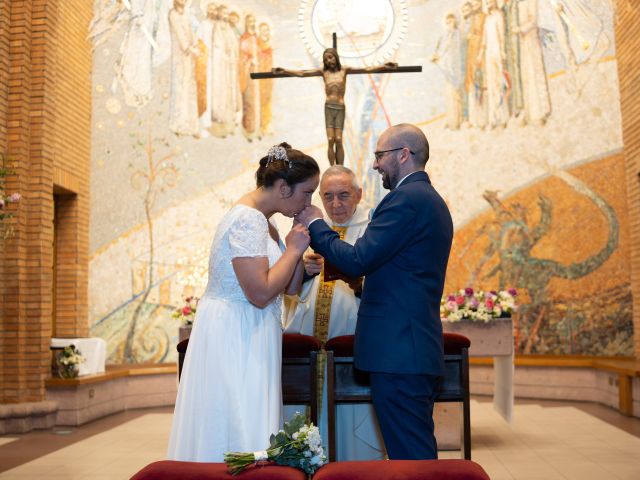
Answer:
[{"left": 322, "top": 165, "right": 360, "bottom": 190}]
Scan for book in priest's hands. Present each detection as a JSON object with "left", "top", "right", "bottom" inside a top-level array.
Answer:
[
  {"left": 322, "top": 259, "right": 344, "bottom": 282},
  {"left": 323, "top": 260, "right": 362, "bottom": 286}
]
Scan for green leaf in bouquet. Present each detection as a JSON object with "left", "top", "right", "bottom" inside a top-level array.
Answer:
[
  {"left": 269, "top": 445, "right": 284, "bottom": 457},
  {"left": 284, "top": 412, "right": 305, "bottom": 435},
  {"left": 273, "top": 431, "right": 288, "bottom": 445},
  {"left": 283, "top": 423, "right": 297, "bottom": 437}
]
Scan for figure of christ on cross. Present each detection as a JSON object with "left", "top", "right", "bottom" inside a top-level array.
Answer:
[{"left": 251, "top": 36, "right": 421, "bottom": 166}]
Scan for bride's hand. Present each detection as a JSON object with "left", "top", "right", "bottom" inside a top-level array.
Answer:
[{"left": 285, "top": 223, "right": 310, "bottom": 256}]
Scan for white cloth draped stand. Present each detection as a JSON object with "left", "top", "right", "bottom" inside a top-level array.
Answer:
[
  {"left": 442, "top": 318, "right": 514, "bottom": 422},
  {"left": 50, "top": 337, "right": 107, "bottom": 377}
]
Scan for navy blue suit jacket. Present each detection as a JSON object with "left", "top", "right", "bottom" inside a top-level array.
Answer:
[{"left": 309, "top": 171, "right": 453, "bottom": 375}]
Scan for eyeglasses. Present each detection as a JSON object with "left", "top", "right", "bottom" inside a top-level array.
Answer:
[{"left": 373, "top": 147, "right": 415, "bottom": 161}]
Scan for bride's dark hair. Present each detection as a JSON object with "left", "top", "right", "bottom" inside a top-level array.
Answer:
[{"left": 255, "top": 142, "right": 319, "bottom": 188}]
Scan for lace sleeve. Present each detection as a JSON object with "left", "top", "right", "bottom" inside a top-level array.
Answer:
[{"left": 229, "top": 207, "right": 269, "bottom": 258}]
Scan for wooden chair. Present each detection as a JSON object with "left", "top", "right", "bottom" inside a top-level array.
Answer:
[
  {"left": 176, "top": 333, "right": 321, "bottom": 426},
  {"left": 324, "top": 333, "right": 471, "bottom": 461},
  {"left": 177, "top": 338, "right": 189, "bottom": 381},
  {"left": 438, "top": 332, "right": 472, "bottom": 460},
  {"left": 281, "top": 333, "right": 321, "bottom": 426}
]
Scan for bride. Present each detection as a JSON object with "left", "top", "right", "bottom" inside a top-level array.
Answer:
[{"left": 167, "top": 143, "right": 320, "bottom": 462}]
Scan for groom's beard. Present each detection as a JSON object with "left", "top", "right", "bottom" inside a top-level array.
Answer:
[
  {"left": 382, "top": 172, "right": 392, "bottom": 190},
  {"left": 382, "top": 167, "right": 399, "bottom": 190}
]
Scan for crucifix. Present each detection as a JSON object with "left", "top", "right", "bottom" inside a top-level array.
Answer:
[{"left": 251, "top": 33, "right": 422, "bottom": 166}]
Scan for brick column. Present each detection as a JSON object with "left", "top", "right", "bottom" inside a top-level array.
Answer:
[
  {"left": 0, "top": 0, "right": 12, "bottom": 403},
  {"left": 1, "top": 0, "right": 48, "bottom": 405},
  {"left": 616, "top": 0, "right": 640, "bottom": 357},
  {"left": 0, "top": 0, "right": 91, "bottom": 428}
]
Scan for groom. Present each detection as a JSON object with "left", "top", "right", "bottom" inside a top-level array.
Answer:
[{"left": 295, "top": 123, "right": 453, "bottom": 460}]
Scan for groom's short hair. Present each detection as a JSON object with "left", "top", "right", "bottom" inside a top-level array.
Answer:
[{"left": 391, "top": 123, "right": 429, "bottom": 167}]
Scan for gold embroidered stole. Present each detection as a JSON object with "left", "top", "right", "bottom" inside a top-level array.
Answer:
[{"left": 313, "top": 225, "right": 348, "bottom": 419}]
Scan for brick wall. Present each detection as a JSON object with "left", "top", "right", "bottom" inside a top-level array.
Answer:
[
  {"left": 616, "top": 0, "right": 640, "bottom": 357},
  {"left": 52, "top": 0, "right": 91, "bottom": 338},
  {"left": 0, "top": 0, "right": 92, "bottom": 404}
]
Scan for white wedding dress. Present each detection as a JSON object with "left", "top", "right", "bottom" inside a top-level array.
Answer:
[{"left": 167, "top": 205, "right": 283, "bottom": 462}]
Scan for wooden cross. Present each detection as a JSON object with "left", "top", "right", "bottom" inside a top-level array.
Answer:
[
  {"left": 250, "top": 33, "right": 421, "bottom": 165},
  {"left": 251, "top": 33, "right": 421, "bottom": 79}
]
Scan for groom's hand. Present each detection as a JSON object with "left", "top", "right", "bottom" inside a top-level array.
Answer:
[{"left": 295, "top": 205, "right": 324, "bottom": 227}]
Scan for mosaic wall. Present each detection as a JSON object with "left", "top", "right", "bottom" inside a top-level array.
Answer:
[{"left": 88, "top": 0, "right": 629, "bottom": 362}]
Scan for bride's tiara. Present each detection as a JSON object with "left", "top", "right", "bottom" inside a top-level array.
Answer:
[{"left": 266, "top": 145, "right": 291, "bottom": 169}]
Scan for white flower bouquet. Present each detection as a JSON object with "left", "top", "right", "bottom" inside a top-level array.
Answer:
[
  {"left": 58, "top": 344, "right": 85, "bottom": 366},
  {"left": 55, "top": 344, "right": 85, "bottom": 379},
  {"left": 224, "top": 412, "right": 326, "bottom": 476}
]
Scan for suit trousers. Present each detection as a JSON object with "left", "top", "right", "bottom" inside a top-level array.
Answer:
[{"left": 369, "top": 372, "right": 441, "bottom": 460}]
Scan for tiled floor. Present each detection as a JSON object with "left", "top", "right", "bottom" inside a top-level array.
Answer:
[
  {"left": 0, "top": 398, "right": 639, "bottom": 479},
  {"left": 440, "top": 400, "right": 640, "bottom": 479}
]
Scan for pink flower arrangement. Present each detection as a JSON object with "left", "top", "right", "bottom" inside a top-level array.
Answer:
[
  {"left": 172, "top": 296, "right": 200, "bottom": 325},
  {"left": 0, "top": 192, "right": 20, "bottom": 211},
  {"left": 441, "top": 287, "right": 518, "bottom": 322}
]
